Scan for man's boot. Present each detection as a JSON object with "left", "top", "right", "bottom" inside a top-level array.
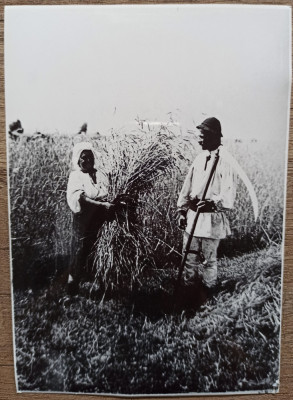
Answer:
[{"left": 205, "top": 282, "right": 220, "bottom": 305}]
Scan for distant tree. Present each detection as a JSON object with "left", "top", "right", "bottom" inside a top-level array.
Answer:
[
  {"left": 9, "top": 119, "right": 23, "bottom": 134},
  {"left": 35, "top": 131, "right": 47, "bottom": 139},
  {"left": 78, "top": 123, "right": 88, "bottom": 135},
  {"left": 9, "top": 120, "right": 24, "bottom": 140}
]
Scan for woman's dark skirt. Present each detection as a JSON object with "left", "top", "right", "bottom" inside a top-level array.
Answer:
[{"left": 69, "top": 203, "right": 108, "bottom": 282}]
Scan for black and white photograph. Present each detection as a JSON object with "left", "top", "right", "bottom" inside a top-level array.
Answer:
[{"left": 5, "top": 4, "right": 291, "bottom": 396}]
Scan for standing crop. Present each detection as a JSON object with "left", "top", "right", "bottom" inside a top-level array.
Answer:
[{"left": 8, "top": 130, "right": 285, "bottom": 290}]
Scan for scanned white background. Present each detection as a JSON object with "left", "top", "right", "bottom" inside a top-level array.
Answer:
[{"left": 1, "top": 2, "right": 293, "bottom": 400}]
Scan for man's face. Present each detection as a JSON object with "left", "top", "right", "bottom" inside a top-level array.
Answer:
[
  {"left": 198, "top": 130, "right": 212, "bottom": 150},
  {"left": 197, "top": 129, "right": 219, "bottom": 151},
  {"left": 79, "top": 150, "right": 95, "bottom": 172}
]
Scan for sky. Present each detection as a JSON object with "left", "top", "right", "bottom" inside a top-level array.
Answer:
[{"left": 4, "top": 4, "right": 291, "bottom": 139}]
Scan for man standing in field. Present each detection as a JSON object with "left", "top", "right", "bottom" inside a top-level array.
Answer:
[{"left": 177, "top": 117, "right": 236, "bottom": 297}]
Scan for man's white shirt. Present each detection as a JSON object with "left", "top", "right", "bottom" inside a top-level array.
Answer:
[{"left": 177, "top": 146, "right": 236, "bottom": 239}]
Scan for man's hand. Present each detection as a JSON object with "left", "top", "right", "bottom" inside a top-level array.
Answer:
[
  {"left": 197, "top": 200, "right": 217, "bottom": 213},
  {"left": 188, "top": 198, "right": 200, "bottom": 211},
  {"left": 178, "top": 214, "right": 187, "bottom": 230}
]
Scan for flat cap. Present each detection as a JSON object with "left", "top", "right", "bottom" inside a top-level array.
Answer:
[{"left": 196, "top": 117, "right": 222, "bottom": 137}]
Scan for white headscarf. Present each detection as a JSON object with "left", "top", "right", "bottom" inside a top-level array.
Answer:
[{"left": 71, "top": 142, "right": 97, "bottom": 171}]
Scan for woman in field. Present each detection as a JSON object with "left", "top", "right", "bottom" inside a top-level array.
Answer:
[{"left": 66, "top": 142, "right": 116, "bottom": 294}]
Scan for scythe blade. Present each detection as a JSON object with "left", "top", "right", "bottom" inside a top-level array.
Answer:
[{"left": 221, "top": 147, "right": 259, "bottom": 221}]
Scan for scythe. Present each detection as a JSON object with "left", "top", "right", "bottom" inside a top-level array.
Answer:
[{"left": 174, "top": 146, "right": 258, "bottom": 300}]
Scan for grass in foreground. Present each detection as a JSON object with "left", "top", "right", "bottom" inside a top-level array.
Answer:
[{"left": 14, "top": 245, "right": 281, "bottom": 395}]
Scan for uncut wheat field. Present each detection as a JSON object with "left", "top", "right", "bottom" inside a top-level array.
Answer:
[{"left": 8, "top": 126, "right": 285, "bottom": 395}]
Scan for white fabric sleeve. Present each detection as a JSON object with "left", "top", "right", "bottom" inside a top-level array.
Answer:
[
  {"left": 177, "top": 164, "right": 195, "bottom": 211},
  {"left": 66, "top": 172, "right": 84, "bottom": 213},
  {"left": 214, "top": 162, "right": 236, "bottom": 209}
]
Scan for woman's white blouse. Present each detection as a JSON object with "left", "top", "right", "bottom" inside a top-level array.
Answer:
[{"left": 67, "top": 170, "right": 109, "bottom": 213}]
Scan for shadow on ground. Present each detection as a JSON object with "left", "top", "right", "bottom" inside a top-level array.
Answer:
[{"left": 105, "top": 276, "right": 210, "bottom": 319}]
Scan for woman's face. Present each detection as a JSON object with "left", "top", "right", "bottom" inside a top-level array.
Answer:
[{"left": 78, "top": 150, "right": 95, "bottom": 172}]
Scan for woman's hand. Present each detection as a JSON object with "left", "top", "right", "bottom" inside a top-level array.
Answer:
[
  {"left": 80, "top": 195, "right": 116, "bottom": 212},
  {"left": 104, "top": 202, "right": 116, "bottom": 211}
]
